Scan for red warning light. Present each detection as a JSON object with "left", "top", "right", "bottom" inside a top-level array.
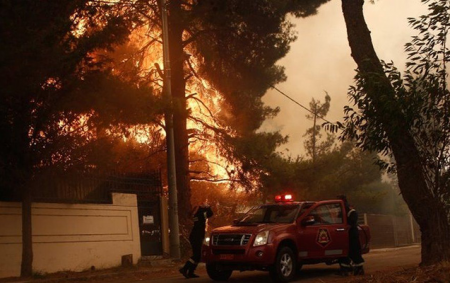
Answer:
[{"left": 275, "top": 194, "right": 293, "bottom": 202}]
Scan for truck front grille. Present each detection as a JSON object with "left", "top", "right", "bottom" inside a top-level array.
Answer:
[
  {"left": 212, "top": 249, "right": 246, "bottom": 255},
  {"left": 212, "top": 234, "right": 252, "bottom": 246}
]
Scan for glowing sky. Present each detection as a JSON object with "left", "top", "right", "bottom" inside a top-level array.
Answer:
[{"left": 262, "top": 0, "right": 428, "bottom": 157}]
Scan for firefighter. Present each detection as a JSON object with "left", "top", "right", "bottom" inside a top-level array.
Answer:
[
  {"left": 337, "top": 195, "right": 365, "bottom": 276},
  {"left": 179, "top": 203, "right": 213, "bottom": 279}
]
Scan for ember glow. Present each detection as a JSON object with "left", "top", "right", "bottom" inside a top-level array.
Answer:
[
  {"left": 64, "top": 2, "right": 254, "bottom": 190},
  {"left": 126, "top": 23, "right": 240, "bottom": 186}
]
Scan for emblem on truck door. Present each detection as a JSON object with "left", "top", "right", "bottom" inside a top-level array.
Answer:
[{"left": 317, "top": 228, "right": 331, "bottom": 247}]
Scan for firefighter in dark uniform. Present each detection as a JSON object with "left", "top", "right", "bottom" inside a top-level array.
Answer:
[
  {"left": 179, "top": 204, "right": 213, "bottom": 278},
  {"left": 337, "top": 195, "right": 365, "bottom": 276}
]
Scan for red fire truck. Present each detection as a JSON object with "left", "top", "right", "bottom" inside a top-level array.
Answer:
[{"left": 202, "top": 195, "right": 370, "bottom": 282}]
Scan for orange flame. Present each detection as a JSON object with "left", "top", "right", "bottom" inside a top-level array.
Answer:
[{"left": 67, "top": 3, "right": 252, "bottom": 190}]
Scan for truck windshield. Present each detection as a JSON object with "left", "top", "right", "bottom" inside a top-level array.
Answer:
[{"left": 237, "top": 204, "right": 300, "bottom": 225}]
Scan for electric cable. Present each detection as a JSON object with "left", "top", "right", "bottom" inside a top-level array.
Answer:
[{"left": 270, "top": 86, "right": 333, "bottom": 124}]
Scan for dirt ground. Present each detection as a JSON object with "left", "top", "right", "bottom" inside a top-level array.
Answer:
[
  {"left": 2, "top": 256, "right": 449, "bottom": 283},
  {"left": 349, "top": 262, "right": 450, "bottom": 283},
  {"left": 0, "top": 260, "right": 182, "bottom": 283}
]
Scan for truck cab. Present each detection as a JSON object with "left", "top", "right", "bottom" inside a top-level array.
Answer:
[{"left": 202, "top": 195, "right": 370, "bottom": 282}]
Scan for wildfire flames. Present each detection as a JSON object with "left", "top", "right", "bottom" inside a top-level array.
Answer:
[
  {"left": 64, "top": 2, "right": 249, "bottom": 192},
  {"left": 120, "top": 20, "right": 239, "bottom": 186}
]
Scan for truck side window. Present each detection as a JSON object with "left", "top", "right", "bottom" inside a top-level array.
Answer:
[
  {"left": 308, "top": 203, "right": 343, "bottom": 225},
  {"left": 298, "top": 203, "right": 313, "bottom": 217},
  {"left": 326, "top": 203, "right": 344, "bottom": 224}
]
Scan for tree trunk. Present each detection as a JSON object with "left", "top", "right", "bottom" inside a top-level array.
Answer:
[
  {"left": 169, "top": 0, "right": 192, "bottom": 226},
  {"left": 341, "top": 0, "right": 450, "bottom": 264},
  {"left": 20, "top": 185, "right": 33, "bottom": 277},
  {"left": 312, "top": 112, "right": 317, "bottom": 164},
  {"left": 14, "top": 115, "right": 34, "bottom": 277},
  {"left": 420, "top": 204, "right": 450, "bottom": 264}
]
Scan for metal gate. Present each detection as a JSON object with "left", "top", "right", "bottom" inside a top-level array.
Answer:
[{"left": 138, "top": 199, "right": 162, "bottom": 256}]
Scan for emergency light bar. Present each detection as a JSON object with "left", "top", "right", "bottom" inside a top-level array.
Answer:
[{"left": 274, "top": 194, "right": 293, "bottom": 202}]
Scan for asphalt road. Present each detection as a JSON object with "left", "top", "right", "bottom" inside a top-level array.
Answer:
[{"left": 135, "top": 245, "right": 421, "bottom": 283}]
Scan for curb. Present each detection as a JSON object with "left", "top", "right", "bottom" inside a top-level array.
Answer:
[{"left": 369, "top": 244, "right": 420, "bottom": 253}]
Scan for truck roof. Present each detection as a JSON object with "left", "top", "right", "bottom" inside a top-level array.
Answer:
[{"left": 264, "top": 200, "right": 316, "bottom": 206}]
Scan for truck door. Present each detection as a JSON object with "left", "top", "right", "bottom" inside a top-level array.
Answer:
[{"left": 297, "top": 202, "right": 348, "bottom": 259}]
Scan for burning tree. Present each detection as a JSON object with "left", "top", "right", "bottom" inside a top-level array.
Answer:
[{"left": 128, "top": 0, "right": 332, "bottom": 225}]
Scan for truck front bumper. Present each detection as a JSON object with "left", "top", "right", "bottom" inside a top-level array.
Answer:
[{"left": 202, "top": 243, "right": 276, "bottom": 270}]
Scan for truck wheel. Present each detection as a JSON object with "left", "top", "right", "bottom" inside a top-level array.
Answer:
[
  {"left": 269, "top": 246, "right": 296, "bottom": 282},
  {"left": 206, "top": 263, "right": 232, "bottom": 281}
]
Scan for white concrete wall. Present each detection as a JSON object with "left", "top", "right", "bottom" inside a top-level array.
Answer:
[{"left": 0, "top": 193, "right": 141, "bottom": 278}]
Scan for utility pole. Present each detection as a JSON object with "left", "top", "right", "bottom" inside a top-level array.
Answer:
[
  {"left": 312, "top": 108, "right": 317, "bottom": 164},
  {"left": 160, "top": 0, "right": 181, "bottom": 259}
]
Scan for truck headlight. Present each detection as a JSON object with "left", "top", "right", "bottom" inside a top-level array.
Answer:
[
  {"left": 253, "top": 231, "right": 269, "bottom": 247},
  {"left": 204, "top": 236, "right": 211, "bottom": 246}
]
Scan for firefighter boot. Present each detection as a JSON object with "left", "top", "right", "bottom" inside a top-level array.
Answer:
[
  {"left": 179, "top": 261, "right": 193, "bottom": 278},
  {"left": 335, "top": 263, "right": 351, "bottom": 276},
  {"left": 187, "top": 262, "right": 200, "bottom": 278},
  {"left": 353, "top": 265, "right": 365, "bottom": 276},
  {"left": 337, "top": 267, "right": 350, "bottom": 276}
]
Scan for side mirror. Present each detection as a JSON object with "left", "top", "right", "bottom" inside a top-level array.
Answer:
[{"left": 301, "top": 215, "right": 316, "bottom": 226}]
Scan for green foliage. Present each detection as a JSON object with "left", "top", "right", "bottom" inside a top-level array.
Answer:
[
  {"left": 254, "top": 140, "right": 398, "bottom": 215},
  {"left": 339, "top": 0, "right": 449, "bottom": 180},
  {"left": 402, "top": 0, "right": 450, "bottom": 202},
  {"left": 336, "top": 0, "right": 450, "bottom": 220},
  {"left": 303, "top": 93, "right": 335, "bottom": 160},
  {"left": 297, "top": 142, "right": 381, "bottom": 196},
  {"left": 340, "top": 0, "right": 450, "bottom": 264},
  {"left": 198, "top": 140, "right": 403, "bottom": 229},
  {"left": 339, "top": 63, "right": 394, "bottom": 157}
]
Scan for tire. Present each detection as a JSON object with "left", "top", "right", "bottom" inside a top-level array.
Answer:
[
  {"left": 269, "top": 246, "right": 296, "bottom": 282},
  {"left": 206, "top": 263, "right": 233, "bottom": 281}
]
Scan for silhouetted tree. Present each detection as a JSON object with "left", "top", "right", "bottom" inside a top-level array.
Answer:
[
  {"left": 340, "top": 0, "right": 450, "bottom": 264},
  {"left": 303, "top": 93, "right": 334, "bottom": 162}
]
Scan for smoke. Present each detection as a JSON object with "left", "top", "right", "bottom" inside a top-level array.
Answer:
[{"left": 261, "top": 0, "right": 427, "bottom": 158}]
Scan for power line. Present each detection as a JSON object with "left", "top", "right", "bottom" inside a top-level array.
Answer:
[{"left": 270, "top": 86, "right": 332, "bottom": 124}]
